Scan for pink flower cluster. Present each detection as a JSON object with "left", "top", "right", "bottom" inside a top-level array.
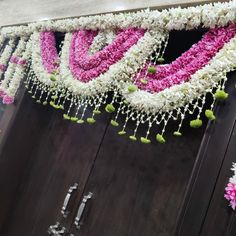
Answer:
[
  {"left": 135, "top": 23, "right": 236, "bottom": 93},
  {"left": 40, "top": 32, "right": 60, "bottom": 73},
  {"left": 69, "top": 28, "right": 145, "bottom": 82},
  {"left": 225, "top": 182, "right": 236, "bottom": 210},
  {"left": 0, "top": 63, "right": 6, "bottom": 71},
  {"left": 0, "top": 91, "right": 14, "bottom": 104},
  {"left": 10, "top": 56, "right": 27, "bottom": 66}
]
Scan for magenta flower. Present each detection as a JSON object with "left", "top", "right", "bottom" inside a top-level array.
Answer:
[
  {"left": 0, "top": 64, "right": 6, "bottom": 72},
  {"left": 3, "top": 95, "right": 14, "bottom": 104},
  {"left": 225, "top": 182, "right": 236, "bottom": 210}
]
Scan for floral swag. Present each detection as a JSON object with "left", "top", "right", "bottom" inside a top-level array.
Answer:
[{"left": 1, "top": 1, "right": 236, "bottom": 208}]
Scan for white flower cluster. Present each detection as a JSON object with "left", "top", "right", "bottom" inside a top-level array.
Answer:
[
  {"left": 0, "top": 39, "right": 16, "bottom": 78},
  {"left": 89, "top": 30, "right": 116, "bottom": 54},
  {"left": 57, "top": 30, "right": 165, "bottom": 97},
  {"left": 229, "top": 163, "right": 236, "bottom": 184},
  {"left": 1, "top": 1, "right": 236, "bottom": 38},
  {"left": 122, "top": 34, "right": 236, "bottom": 114}
]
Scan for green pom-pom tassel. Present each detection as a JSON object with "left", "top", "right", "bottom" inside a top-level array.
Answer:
[
  {"left": 42, "top": 101, "right": 48, "bottom": 106},
  {"left": 140, "top": 78, "right": 148, "bottom": 85},
  {"left": 93, "top": 109, "right": 101, "bottom": 115},
  {"left": 157, "top": 57, "right": 165, "bottom": 63},
  {"left": 129, "top": 135, "right": 137, "bottom": 141},
  {"left": 36, "top": 100, "right": 41, "bottom": 104},
  {"left": 51, "top": 95, "right": 58, "bottom": 100},
  {"left": 214, "top": 90, "right": 228, "bottom": 100},
  {"left": 32, "top": 95, "right": 36, "bottom": 99},
  {"left": 110, "top": 120, "right": 119, "bottom": 127},
  {"left": 77, "top": 119, "right": 84, "bottom": 124},
  {"left": 63, "top": 114, "right": 71, "bottom": 120},
  {"left": 147, "top": 66, "right": 156, "bottom": 74},
  {"left": 205, "top": 109, "right": 216, "bottom": 120},
  {"left": 156, "top": 134, "right": 166, "bottom": 144},
  {"left": 128, "top": 84, "right": 138, "bottom": 93},
  {"left": 140, "top": 137, "right": 151, "bottom": 144},
  {"left": 173, "top": 131, "right": 182, "bottom": 137},
  {"left": 118, "top": 130, "right": 126, "bottom": 135},
  {"left": 54, "top": 105, "right": 60, "bottom": 109},
  {"left": 190, "top": 119, "right": 203, "bottom": 128},
  {"left": 49, "top": 101, "right": 55, "bottom": 107},
  {"left": 59, "top": 105, "right": 64, "bottom": 110},
  {"left": 87, "top": 117, "right": 96, "bottom": 124},
  {"left": 71, "top": 117, "right": 78, "bottom": 122},
  {"left": 105, "top": 104, "right": 115, "bottom": 113},
  {"left": 123, "top": 100, "right": 129, "bottom": 105},
  {"left": 50, "top": 75, "right": 57, "bottom": 82}
]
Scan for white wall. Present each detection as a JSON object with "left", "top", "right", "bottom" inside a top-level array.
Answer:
[{"left": 0, "top": 0, "right": 227, "bottom": 27}]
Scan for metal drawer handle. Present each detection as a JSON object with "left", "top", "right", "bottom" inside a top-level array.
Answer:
[
  {"left": 74, "top": 192, "right": 93, "bottom": 229},
  {"left": 61, "top": 183, "right": 78, "bottom": 218},
  {"left": 48, "top": 222, "right": 66, "bottom": 235}
]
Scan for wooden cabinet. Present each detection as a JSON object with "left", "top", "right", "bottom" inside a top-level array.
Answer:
[{"left": 0, "top": 30, "right": 236, "bottom": 236}]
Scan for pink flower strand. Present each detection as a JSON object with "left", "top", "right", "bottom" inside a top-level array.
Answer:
[
  {"left": 225, "top": 182, "right": 236, "bottom": 210},
  {"left": 69, "top": 28, "right": 145, "bottom": 82},
  {"left": 40, "top": 32, "right": 60, "bottom": 74},
  {"left": 135, "top": 23, "right": 236, "bottom": 93}
]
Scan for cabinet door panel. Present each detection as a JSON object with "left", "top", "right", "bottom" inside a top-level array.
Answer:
[
  {"left": 69, "top": 120, "right": 205, "bottom": 236},
  {"left": 0, "top": 94, "right": 109, "bottom": 236}
]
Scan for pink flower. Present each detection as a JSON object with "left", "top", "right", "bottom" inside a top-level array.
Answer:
[
  {"left": 3, "top": 95, "right": 14, "bottom": 104},
  {"left": 0, "top": 64, "right": 6, "bottom": 71},
  {"left": 225, "top": 182, "right": 236, "bottom": 210}
]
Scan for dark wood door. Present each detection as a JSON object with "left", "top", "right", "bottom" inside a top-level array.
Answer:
[{"left": 0, "top": 93, "right": 110, "bottom": 236}]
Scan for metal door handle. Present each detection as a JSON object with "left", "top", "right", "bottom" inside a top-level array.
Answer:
[
  {"left": 61, "top": 183, "right": 78, "bottom": 217},
  {"left": 74, "top": 192, "right": 93, "bottom": 229}
]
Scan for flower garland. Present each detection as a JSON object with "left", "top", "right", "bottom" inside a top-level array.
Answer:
[
  {"left": 1, "top": 1, "right": 236, "bottom": 38},
  {"left": 225, "top": 163, "right": 236, "bottom": 210}
]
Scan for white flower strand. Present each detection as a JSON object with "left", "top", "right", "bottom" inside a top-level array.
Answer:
[
  {"left": 0, "top": 38, "right": 28, "bottom": 92},
  {"left": 0, "top": 39, "right": 16, "bottom": 78},
  {"left": 5, "top": 37, "right": 32, "bottom": 97},
  {"left": 89, "top": 29, "right": 116, "bottom": 54},
  {"left": 1, "top": 1, "right": 236, "bottom": 38},
  {"left": 122, "top": 34, "right": 236, "bottom": 114}
]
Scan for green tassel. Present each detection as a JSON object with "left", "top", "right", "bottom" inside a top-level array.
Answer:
[
  {"left": 140, "top": 78, "right": 148, "bottom": 85},
  {"left": 42, "top": 101, "right": 48, "bottom": 106},
  {"left": 49, "top": 101, "right": 55, "bottom": 107},
  {"left": 147, "top": 66, "right": 156, "bottom": 74},
  {"left": 50, "top": 75, "right": 57, "bottom": 82},
  {"left": 173, "top": 131, "right": 182, "bottom": 137},
  {"left": 190, "top": 119, "right": 202, "bottom": 128},
  {"left": 93, "top": 109, "right": 101, "bottom": 115},
  {"left": 129, "top": 135, "right": 137, "bottom": 141},
  {"left": 36, "top": 100, "right": 41, "bottom": 104},
  {"left": 110, "top": 120, "right": 119, "bottom": 127},
  {"left": 157, "top": 57, "right": 165, "bottom": 63},
  {"left": 71, "top": 117, "right": 78, "bottom": 122},
  {"left": 59, "top": 105, "right": 64, "bottom": 110},
  {"left": 214, "top": 90, "right": 228, "bottom": 100},
  {"left": 105, "top": 104, "right": 115, "bottom": 113},
  {"left": 87, "top": 117, "right": 96, "bottom": 124},
  {"left": 63, "top": 114, "right": 71, "bottom": 120},
  {"left": 128, "top": 85, "right": 138, "bottom": 93},
  {"left": 205, "top": 109, "right": 216, "bottom": 120},
  {"left": 77, "top": 119, "right": 84, "bottom": 124},
  {"left": 156, "top": 134, "right": 166, "bottom": 143},
  {"left": 140, "top": 137, "right": 151, "bottom": 144},
  {"left": 51, "top": 95, "right": 58, "bottom": 100},
  {"left": 118, "top": 130, "right": 126, "bottom": 135}
]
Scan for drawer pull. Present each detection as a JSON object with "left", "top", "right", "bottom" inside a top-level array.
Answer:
[
  {"left": 48, "top": 222, "right": 66, "bottom": 235},
  {"left": 61, "top": 183, "right": 78, "bottom": 218},
  {"left": 74, "top": 192, "right": 93, "bottom": 229}
]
